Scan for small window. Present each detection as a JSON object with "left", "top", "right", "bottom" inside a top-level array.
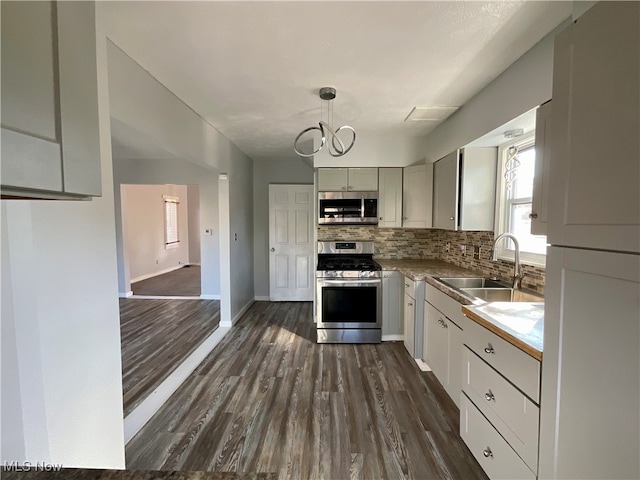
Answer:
[
  {"left": 164, "top": 195, "right": 179, "bottom": 248},
  {"left": 495, "top": 134, "right": 546, "bottom": 266}
]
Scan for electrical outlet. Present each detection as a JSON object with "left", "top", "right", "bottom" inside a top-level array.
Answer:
[
  {"left": 460, "top": 244, "right": 466, "bottom": 256},
  {"left": 445, "top": 242, "right": 450, "bottom": 253},
  {"left": 473, "top": 245, "right": 481, "bottom": 260}
]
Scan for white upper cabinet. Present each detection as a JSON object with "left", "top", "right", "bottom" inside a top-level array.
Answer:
[
  {"left": 1, "top": 1, "right": 101, "bottom": 199},
  {"left": 316, "top": 168, "right": 378, "bottom": 191},
  {"left": 547, "top": 2, "right": 639, "bottom": 253},
  {"left": 378, "top": 168, "right": 403, "bottom": 228},
  {"left": 402, "top": 164, "right": 433, "bottom": 228},
  {"left": 433, "top": 148, "right": 497, "bottom": 230},
  {"left": 530, "top": 100, "right": 552, "bottom": 235}
]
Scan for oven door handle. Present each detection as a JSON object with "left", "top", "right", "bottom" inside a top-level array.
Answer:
[{"left": 318, "top": 279, "right": 381, "bottom": 286}]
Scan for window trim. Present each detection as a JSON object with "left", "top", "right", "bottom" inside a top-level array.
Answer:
[
  {"left": 163, "top": 195, "right": 180, "bottom": 249},
  {"left": 494, "top": 132, "right": 546, "bottom": 267}
]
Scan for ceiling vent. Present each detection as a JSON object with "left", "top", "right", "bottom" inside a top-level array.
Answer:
[{"left": 404, "top": 106, "right": 459, "bottom": 122}]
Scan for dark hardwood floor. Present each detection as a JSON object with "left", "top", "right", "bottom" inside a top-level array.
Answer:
[
  {"left": 120, "top": 298, "right": 220, "bottom": 416},
  {"left": 132, "top": 265, "right": 201, "bottom": 297},
  {"left": 126, "top": 301, "right": 487, "bottom": 479}
]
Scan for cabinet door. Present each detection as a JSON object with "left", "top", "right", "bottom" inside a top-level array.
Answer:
[
  {"left": 382, "top": 271, "right": 403, "bottom": 338},
  {"left": 1, "top": 1, "right": 101, "bottom": 198},
  {"left": 378, "top": 168, "right": 403, "bottom": 228},
  {"left": 402, "top": 164, "right": 433, "bottom": 228},
  {"left": 347, "top": 168, "right": 378, "bottom": 191},
  {"left": 459, "top": 147, "right": 496, "bottom": 231},
  {"left": 547, "top": 2, "right": 639, "bottom": 253},
  {"left": 446, "top": 318, "right": 463, "bottom": 408},
  {"left": 1, "top": 1, "right": 62, "bottom": 193},
  {"left": 403, "top": 293, "right": 415, "bottom": 356},
  {"left": 530, "top": 100, "right": 551, "bottom": 235},
  {"left": 432, "top": 151, "right": 458, "bottom": 230},
  {"left": 317, "top": 168, "right": 348, "bottom": 191},
  {"left": 539, "top": 246, "right": 640, "bottom": 480},
  {"left": 424, "top": 302, "right": 447, "bottom": 384}
]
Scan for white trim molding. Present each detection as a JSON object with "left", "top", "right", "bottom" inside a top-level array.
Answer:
[
  {"left": 130, "top": 265, "right": 183, "bottom": 284},
  {"left": 382, "top": 334, "right": 404, "bottom": 342},
  {"left": 415, "top": 358, "right": 432, "bottom": 372},
  {"left": 254, "top": 296, "right": 270, "bottom": 301},
  {"left": 200, "top": 294, "right": 221, "bottom": 300},
  {"left": 119, "top": 291, "right": 134, "bottom": 298},
  {"left": 220, "top": 299, "right": 254, "bottom": 328}
]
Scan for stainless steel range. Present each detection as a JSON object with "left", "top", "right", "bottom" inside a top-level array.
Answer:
[{"left": 316, "top": 241, "right": 382, "bottom": 343}]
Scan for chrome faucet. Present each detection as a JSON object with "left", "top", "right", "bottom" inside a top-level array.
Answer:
[{"left": 492, "top": 233, "right": 523, "bottom": 289}]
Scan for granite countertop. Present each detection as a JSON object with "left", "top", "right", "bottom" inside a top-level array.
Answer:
[
  {"left": 375, "top": 258, "right": 544, "bottom": 358},
  {"left": 462, "top": 302, "right": 544, "bottom": 361}
]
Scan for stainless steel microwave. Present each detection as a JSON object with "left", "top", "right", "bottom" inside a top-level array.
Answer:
[{"left": 318, "top": 192, "right": 378, "bottom": 225}]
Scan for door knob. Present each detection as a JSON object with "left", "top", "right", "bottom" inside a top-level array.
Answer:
[
  {"left": 529, "top": 212, "right": 539, "bottom": 219},
  {"left": 270, "top": 248, "right": 275, "bottom": 252},
  {"left": 379, "top": 217, "right": 383, "bottom": 220}
]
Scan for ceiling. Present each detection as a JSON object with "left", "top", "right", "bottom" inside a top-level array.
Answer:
[{"left": 102, "top": 1, "right": 572, "bottom": 162}]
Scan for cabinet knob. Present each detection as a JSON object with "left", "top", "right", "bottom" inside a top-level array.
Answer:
[
  {"left": 485, "top": 391, "right": 495, "bottom": 402},
  {"left": 270, "top": 248, "right": 275, "bottom": 252},
  {"left": 379, "top": 217, "right": 383, "bottom": 220},
  {"left": 342, "top": 186, "right": 347, "bottom": 190},
  {"left": 484, "top": 345, "right": 495, "bottom": 354},
  {"left": 449, "top": 216, "right": 454, "bottom": 221},
  {"left": 408, "top": 302, "right": 413, "bottom": 307},
  {"left": 402, "top": 216, "right": 408, "bottom": 220},
  {"left": 482, "top": 447, "right": 493, "bottom": 458},
  {"left": 347, "top": 185, "right": 353, "bottom": 190},
  {"left": 405, "top": 283, "right": 410, "bottom": 287},
  {"left": 529, "top": 212, "right": 539, "bottom": 219},
  {"left": 383, "top": 274, "right": 389, "bottom": 278}
]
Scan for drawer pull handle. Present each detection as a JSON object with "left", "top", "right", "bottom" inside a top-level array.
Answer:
[
  {"left": 405, "top": 283, "right": 410, "bottom": 287},
  {"left": 485, "top": 391, "right": 495, "bottom": 402},
  {"left": 484, "top": 345, "right": 495, "bottom": 354},
  {"left": 482, "top": 447, "right": 493, "bottom": 458},
  {"left": 440, "top": 318, "right": 447, "bottom": 328}
]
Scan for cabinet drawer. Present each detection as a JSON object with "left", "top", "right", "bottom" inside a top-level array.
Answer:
[
  {"left": 464, "top": 348, "right": 539, "bottom": 472},
  {"left": 460, "top": 394, "right": 536, "bottom": 480},
  {"left": 426, "top": 283, "right": 466, "bottom": 328},
  {"left": 463, "top": 318, "right": 540, "bottom": 403},
  {"left": 404, "top": 276, "right": 416, "bottom": 299}
]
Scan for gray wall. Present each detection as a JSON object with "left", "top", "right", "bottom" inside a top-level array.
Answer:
[
  {"left": 113, "top": 158, "right": 218, "bottom": 296},
  {"left": 187, "top": 185, "right": 201, "bottom": 265},
  {"left": 253, "top": 158, "right": 314, "bottom": 298},
  {"left": 107, "top": 39, "right": 254, "bottom": 319}
]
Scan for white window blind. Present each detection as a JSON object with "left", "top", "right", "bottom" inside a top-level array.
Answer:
[{"left": 164, "top": 196, "right": 179, "bottom": 246}]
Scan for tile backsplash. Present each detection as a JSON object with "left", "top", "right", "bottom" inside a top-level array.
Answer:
[{"left": 317, "top": 226, "right": 546, "bottom": 294}]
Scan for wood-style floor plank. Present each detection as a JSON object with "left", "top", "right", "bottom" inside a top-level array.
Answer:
[
  {"left": 120, "top": 298, "right": 220, "bottom": 416},
  {"left": 131, "top": 265, "right": 201, "bottom": 296},
  {"left": 126, "top": 301, "right": 488, "bottom": 479}
]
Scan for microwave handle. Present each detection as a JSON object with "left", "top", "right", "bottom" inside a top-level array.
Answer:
[{"left": 361, "top": 196, "right": 364, "bottom": 219}]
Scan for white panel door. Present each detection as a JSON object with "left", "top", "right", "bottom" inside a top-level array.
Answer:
[{"left": 269, "top": 185, "right": 314, "bottom": 301}]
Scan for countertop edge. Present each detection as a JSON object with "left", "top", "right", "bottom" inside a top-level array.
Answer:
[{"left": 461, "top": 306, "right": 543, "bottom": 361}]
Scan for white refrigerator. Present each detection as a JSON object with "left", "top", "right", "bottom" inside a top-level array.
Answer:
[{"left": 538, "top": 3, "right": 640, "bottom": 479}]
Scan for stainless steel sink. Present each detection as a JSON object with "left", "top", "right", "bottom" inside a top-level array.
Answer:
[
  {"left": 437, "top": 277, "right": 506, "bottom": 289},
  {"left": 461, "top": 287, "right": 543, "bottom": 303}
]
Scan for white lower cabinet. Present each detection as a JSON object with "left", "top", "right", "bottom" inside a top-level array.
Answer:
[
  {"left": 422, "top": 284, "right": 465, "bottom": 407},
  {"left": 462, "top": 313, "right": 542, "bottom": 479},
  {"left": 460, "top": 395, "right": 536, "bottom": 480},
  {"left": 403, "top": 277, "right": 424, "bottom": 358},
  {"left": 382, "top": 271, "right": 403, "bottom": 339}
]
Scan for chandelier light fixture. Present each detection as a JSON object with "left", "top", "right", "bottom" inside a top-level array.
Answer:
[
  {"left": 503, "top": 128, "right": 524, "bottom": 190},
  {"left": 293, "top": 87, "right": 356, "bottom": 158}
]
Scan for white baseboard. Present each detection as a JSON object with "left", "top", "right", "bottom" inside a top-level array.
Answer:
[
  {"left": 254, "top": 296, "right": 270, "bottom": 301},
  {"left": 200, "top": 294, "right": 221, "bottom": 300},
  {"left": 220, "top": 298, "right": 254, "bottom": 327},
  {"left": 382, "top": 334, "right": 404, "bottom": 342},
  {"left": 119, "top": 291, "right": 133, "bottom": 298},
  {"left": 124, "top": 326, "right": 230, "bottom": 444},
  {"left": 131, "top": 265, "right": 184, "bottom": 284},
  {"left": 130, "top": 295, "right": 201, "bottom": 300},
  {"left": 415, "top": 358, "right": 432, "bottom": 372}
]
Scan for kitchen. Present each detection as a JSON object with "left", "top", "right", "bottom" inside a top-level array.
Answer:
[{"left": 3, "top": 1, "right": 637, "bottom": 477}]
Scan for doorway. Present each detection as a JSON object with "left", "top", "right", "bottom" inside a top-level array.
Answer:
[{"left": 121, "top": 183, "right": 201, "bottom": 298}]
